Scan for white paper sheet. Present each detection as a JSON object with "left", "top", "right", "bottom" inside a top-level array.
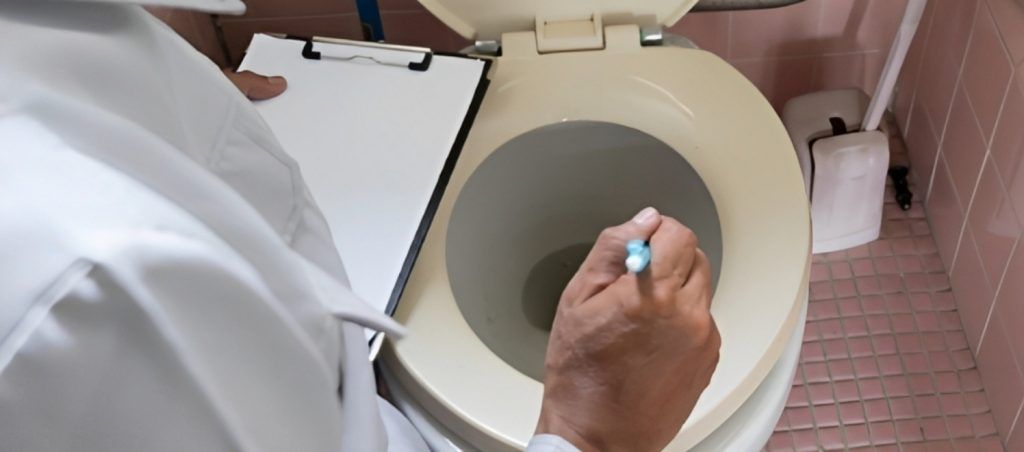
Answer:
[{"left": 239, "top": 34, "right": 486, "bottom": 316}]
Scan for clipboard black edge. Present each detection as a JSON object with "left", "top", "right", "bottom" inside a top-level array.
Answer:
[{"left": 382, "top": 54, "right": 493, "bottom": 320}]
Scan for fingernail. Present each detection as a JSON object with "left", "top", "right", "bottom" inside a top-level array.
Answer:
[
  {"left": 268, "top": 76, "right": 285, "bottom": 85},
  {"left": 632, "top": 207, "right": 658, "bottom": 225}
]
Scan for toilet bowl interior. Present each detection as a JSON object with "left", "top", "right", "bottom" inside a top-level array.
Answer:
[{"left": 446, "top": 121, "right": 722, "bottom": 381}]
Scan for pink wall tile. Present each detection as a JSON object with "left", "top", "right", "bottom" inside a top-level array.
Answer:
[
  {"left": 817, "top": 0, "right": 908, "bottom": 54},
  {"left": 667, "top": 11, "right": 730, "bottom": 57},
  {"left": 992, "top": 72, "right": 1024, "bottom": 226},
  {"left": 927, "top": 157, "right": 967, "bottom": 267},
  {"left": 810, "top": 51, "right": 885, "bottom": 94},
  {"left": 905, "top": 100, "right": 940, "bottom": 192},
  {"left": 967, "top": 157, "right": 1020, "bottom": 287},
  {"left": 732, "top": 57, "right": 817, "bottom": 111},
  {"left": 961, "top": 2, "right": 1015, "bottom": 143},
  {"left": 951, "top": 229, "right": 996, "bottom": 353},
  {"left": 942, "top": 86, "right": 989, "bottom": 205},
  {"left": 893, "top": 0, "right": 937, "bottom": 131},
  {"left": 987, "top": 0, "right": 1024, "bottom": 65},
  {"left": 915, "top": 0, "right": 979, "bottom": 131},
  {"left": 1010, "top": 414, "right": 1024, "bottom": 452},
  {"left": 993, "top": 242, "right": 1024, "bottom": 370},
  {"left": 976, "top": 315, "right": 1024, "bottom": 438},
  {"left": 728, "top": 0, "right": 824, "bottom": 60}
]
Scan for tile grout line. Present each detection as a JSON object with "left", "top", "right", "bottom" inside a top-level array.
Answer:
[{"left": 929, "top": 0, "right": 983, "bottom": 274}]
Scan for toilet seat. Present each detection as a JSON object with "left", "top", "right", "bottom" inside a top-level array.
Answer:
[{"left": 383, "top": 5, "right": 810, "bottom": 451}]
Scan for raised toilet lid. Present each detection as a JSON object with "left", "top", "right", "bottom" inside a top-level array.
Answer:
[{"left": 419, "top": 0, "right": 701, "bottom": 41}]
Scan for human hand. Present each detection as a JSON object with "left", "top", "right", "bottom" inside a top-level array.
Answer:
[
  {"left": 223, "top": 69, "right": 288, "bottom": 100},
  {"left": 536, "top": 207, "right": 721, "bottom": 452}
]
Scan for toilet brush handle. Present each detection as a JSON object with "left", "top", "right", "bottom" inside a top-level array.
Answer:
[{"left": 862, "top": 0, "right": 928, "bottom": 132}]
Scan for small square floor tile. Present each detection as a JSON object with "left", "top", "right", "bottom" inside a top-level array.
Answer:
[
  {"left": 895, "top": 419, "right": 924, "bottom": 442},
  {"left": 921, "top": 417, "right": 948, "bottom": 440},
  {"left": 828, "top": 379, "right": 855, "bottom": 401},
  {"left": 852, "top": 357, "right": 880, "bottom": 379},
  {"left": 857, "top": 378, "right": 885, "bottom": 400},
  {"left": 828, "top": 360, "right": 856, "bottom": 381},
  {"left": 939, "top": 393, "right": 966, "bottom": 416},
  {"left": 908, "top": 374, "right": 935, "bottom": 395},
  {"left": 913, "top": 394, "right": 941, "bottom": 417},
  {"left": 922, "top": 332, "right": 947, "bottom": 351},
  {"left": 823, "top": 339, "right": 849, "bottom": 360},
  {"left": 861, "top": 295, "right": 886, "bottom": 314},
  {"left": 959, "top": 369, "right": 984, "bottom": 391},
  {"left": 808, "top": 382, "right": 835, "bottom": 405},
  {"left": 872, "top": 334, "right": 898, "bottom": 354},
  {"left": 883, "top": 375, "right": 910, "bottom": 397},
  {"left": 971, "top": 412, "right": 998, "bottom": 436},
  {"left": 897, "top": 333, "right": 923, "bottom": 353},
  {"left": 902, "top": 352, "right": 931, "bottom": 374},
  {"left": 786, "top": 386, "right": 809, "bottom": 408},
  {"left": 804, "top": 362, "right": 830, "bottom": 383},
  {"left": 813, "top": 403, "right": 841, "bottom": 428},
  {"left": 890, "top": 397, "right": 916, "bottom": 420},
  {"left": 864, "top": 398, "right": 892, "bottom": 422},
  {"left": 946, "top": 331, "right": 969, "bottom": 350},
  {"left": 768, "top": 431, "right": 795, "bottom": 451},
  {"left": 791, "top": 429, "right": 819, "bottom": 451},
  {"left": 787, "top": 406, "right": 814, "bottom": 429},
  {"left": 844, "top": 423, "right": 871, "bottom": 448},
  {"left": 878, "top": 355, "right": 904, "bottom": 376},
  {"left": 946, "top": 415, "right": 973, "bottom": 438},
  {"left": 868, "top": 421, "right": 897, "bottom": 445},
  {"left": 817, "top": 426, "right": 844, "bottom": 450},
  {"left": 964, "top": 391, "right": 990, "bottom": 414},
  {"left": 934, "top": 371, "right": 961, "bottom": 394},
  {"left": 839, "top": 401, "right": 867, "bottom": 425},
  {"left": 848, "top": 337, "right": 874, "bottom": 357}
]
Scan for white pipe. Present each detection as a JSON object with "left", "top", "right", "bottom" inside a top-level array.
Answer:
[{"left": 861, "top": 0, "right": 928, "bottom": 132}]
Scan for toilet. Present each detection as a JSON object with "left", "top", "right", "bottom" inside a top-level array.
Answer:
[{"left": 381, "top": 1, "right": 811, "bottom": 450}]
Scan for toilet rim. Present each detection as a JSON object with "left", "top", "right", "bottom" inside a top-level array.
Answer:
[{"left": 385, "top": 46, "right": 811, "bottom": 450}]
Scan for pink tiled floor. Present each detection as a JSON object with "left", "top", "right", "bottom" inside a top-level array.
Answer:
[{"left": 765, "top": 179, "right": 1003, "bottom": 450}]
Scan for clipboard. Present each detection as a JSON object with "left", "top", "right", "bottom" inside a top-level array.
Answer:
[{"left": 238, "top": 34, "right": 490, "bottom": 337}]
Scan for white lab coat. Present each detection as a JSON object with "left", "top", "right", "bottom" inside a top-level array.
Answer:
[
  {"left": 0, "top": 1, "right": 579, "bottom": 450},
  {"left": 0, "top": 0, "right": 429, "bottom": 450}
]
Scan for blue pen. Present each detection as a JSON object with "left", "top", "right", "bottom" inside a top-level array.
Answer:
[{"left": 625, "top": 239, "right": 651, "bottom": 273}]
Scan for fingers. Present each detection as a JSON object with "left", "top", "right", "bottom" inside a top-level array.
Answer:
[
  {"left": 561, "top": 207, "right": 662, "bottom": 306},
  {"left": 645, "top": 216, "right": 698, "bottom": 285},
  {"left": 223, "top": 69, "right": 288, "bottom": 100},
  {"left": 679, "top": 249, "right": 713, "bottom": 312}
]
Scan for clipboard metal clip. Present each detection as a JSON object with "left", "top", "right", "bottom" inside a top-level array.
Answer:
[{"left": 273, "top": 34, "right": 433, "bottom": 72}]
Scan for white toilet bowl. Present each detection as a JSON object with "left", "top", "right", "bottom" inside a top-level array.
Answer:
[{"left": 382, "top": 2, "right": 811, "bottom": 450}]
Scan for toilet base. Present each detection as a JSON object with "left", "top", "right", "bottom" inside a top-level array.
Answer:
[{"left": 381, "top": 296, "right": 808, "bottom": 451}]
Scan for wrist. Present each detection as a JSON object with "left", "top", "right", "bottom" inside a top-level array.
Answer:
[{"left": 535, "top": 406, "right": 602, "bottom": 452}]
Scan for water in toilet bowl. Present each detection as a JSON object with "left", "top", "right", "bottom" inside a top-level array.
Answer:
[{"left": 446, "top": 121, "right": 722, "bottom": 381}]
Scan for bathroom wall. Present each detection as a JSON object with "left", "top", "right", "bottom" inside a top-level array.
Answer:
[
  {"left": 668, "top": 0, "right": 908, "bottom": 111},
  {"left": 894, "top": 0, "right": 1024, "bottom": 448},
  {"left": 374, "top": 0, "right": 910, "bottom": 111},
  {"left": 153, "top": 0, "right": 909, "bottom": 111}
]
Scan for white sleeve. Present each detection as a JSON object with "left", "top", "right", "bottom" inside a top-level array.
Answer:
[
  {"left": 526, "top": 434, "right": 583, "bottom": 452},
  {"left": 0, "top": 233, "right": 349, "bottom": 452}
]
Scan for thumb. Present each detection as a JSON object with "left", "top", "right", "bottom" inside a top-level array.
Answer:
[
  {"left": 223, "top": 69, "right": 288, "bottom": 100},
  {"left": 560, "top": 207, "right": 662, "bottom": 306}
]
